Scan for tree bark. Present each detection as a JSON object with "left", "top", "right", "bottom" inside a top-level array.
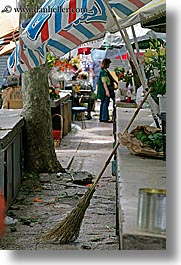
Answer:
[{"left": 19, "top": 0, "right": 64, "bottom": 173}]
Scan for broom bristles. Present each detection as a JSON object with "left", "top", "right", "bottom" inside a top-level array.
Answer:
[{"left": 40, "top": 186, "right": 95, "bottom": 244}]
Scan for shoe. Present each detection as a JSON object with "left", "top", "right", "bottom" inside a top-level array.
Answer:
[
  {"left": 100, "top": 120, "right": 113, "bottom": 123},
  {"left": 105, "top": 120, "right": 113, "bottom": 123},
  {"left": 85, "top": 115, "right": 92, "bottom": 120}
]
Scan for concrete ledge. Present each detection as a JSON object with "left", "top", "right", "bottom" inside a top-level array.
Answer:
[
  {"left": 116, "top": 107, "right": 166, "bottom": 250},
  {"left": 122, "top": 234, "right": 166, "bottom": 250}
]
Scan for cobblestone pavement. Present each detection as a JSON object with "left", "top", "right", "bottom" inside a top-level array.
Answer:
[{"left": 0, "top": 105, "right": 119, "bottom": 250}]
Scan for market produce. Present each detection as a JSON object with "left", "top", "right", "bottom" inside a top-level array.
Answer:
[
  {"left": 118, "top": 124, "right": 164, "bottom": 158},
  {"left": 136, "top": 129, "right": 163, "bottom": 152}
]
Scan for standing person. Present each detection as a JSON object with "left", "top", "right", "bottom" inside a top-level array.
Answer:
[
  {"left": 97, "top": 58, "right": 118, "bottom": 123},
  {"left": 90, "top": 59, "right": 102, "bottom": 92}
]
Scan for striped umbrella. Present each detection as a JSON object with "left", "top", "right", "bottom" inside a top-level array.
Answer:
[{"left": 7, "top": 0, "right": 152, "bottom": 75}]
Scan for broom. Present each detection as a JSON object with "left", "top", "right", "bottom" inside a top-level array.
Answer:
[{"left": 40, "top": 87, "right": 152, "bottom": 244}]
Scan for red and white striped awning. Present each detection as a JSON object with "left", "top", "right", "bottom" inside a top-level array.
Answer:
[{"left": 7, "top": 0, "right": 152, "bottom": 75}]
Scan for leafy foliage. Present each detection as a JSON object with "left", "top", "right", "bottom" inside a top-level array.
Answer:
[
  {"left": 144, "top": 38, "right": 166, "bottom": 104},
  {"left": 136, "top": 129, "right": 164, "bottom": 152},
  {"left": 46, "top": 53, "right": 57, "bottom": 69}
]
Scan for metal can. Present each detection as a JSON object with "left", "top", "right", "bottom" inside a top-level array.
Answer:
[{"left": 137, "top": 188, "right": 166, "bottom": 234}]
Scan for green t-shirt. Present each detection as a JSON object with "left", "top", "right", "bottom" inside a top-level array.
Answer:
[
  {"left": 97, "top": 69, "right": 114, "bottom": 100},
  {"left": 101, "top": 75, "right": 111, "bottom": 86}
]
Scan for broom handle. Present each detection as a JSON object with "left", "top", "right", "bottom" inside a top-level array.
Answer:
[{"left": 93, "top": 87, "right": 152, "bottom": 186}]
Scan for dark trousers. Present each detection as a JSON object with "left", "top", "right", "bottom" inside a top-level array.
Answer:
[{"left": 99, "top": 96, "right": 110, "bottom": 121}]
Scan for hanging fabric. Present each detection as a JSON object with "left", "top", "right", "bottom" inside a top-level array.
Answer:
[{"left": 7, "top": 0, "right": 152, "bottom": 75}]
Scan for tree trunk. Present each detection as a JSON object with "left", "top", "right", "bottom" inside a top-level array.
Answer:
[
  {"left": 19, "top": 0, "right": 64, "bottom": 173},
  {"left": 22, "top": 67, "right": 64, "bottom": 173}
]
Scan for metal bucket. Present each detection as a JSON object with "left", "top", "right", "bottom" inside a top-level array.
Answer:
[{"left": 137, "top": 188, "right": 166, "bottom": 234}]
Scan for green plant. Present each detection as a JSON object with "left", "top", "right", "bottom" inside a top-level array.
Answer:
[
  {"left": 136, "top": 130, "right": 163, "bottom": 152},
  {"left": 144, "top": 38, "right": 166, "bottom": 104},
  {"left": 46, "top": 52, "right": 57, "bottom": 69}
]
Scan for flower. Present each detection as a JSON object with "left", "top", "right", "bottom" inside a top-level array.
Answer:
[
  {"left": 73, "top": 83, "right": 80, "bottom": 93},
  {"left": 54, "top": 58, "right": 73, "bottom": 72},
  {"left": 49, "top": 86, "right": 60, "bottom": 100},
  {"left": 46, "top": 52, "right": 80, "bottom": 72},
  {"left": 144, "top": 38, "right": 166, "bottom": 104},
  {"left": 114, "top": 67, "right": 133, "bottom": 85}
]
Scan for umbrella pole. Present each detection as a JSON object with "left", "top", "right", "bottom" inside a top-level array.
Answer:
[
  {"left": 103, "top": 1, "right": 160, "bottom": 127},
  {"left": 131, "top": 25, "right": 160, "bottom": 128},
  {"left": 103, "top": 0, "right": 147, "bottom": 91},
  {"left": 121, "top": 26, "right": 160, "bottom": 128},
  {"left": 131, "top": 25, "right": 147, "bottom": 83},
  {"left": 120, "top": 28, "right": 147, "bottom": 90}
]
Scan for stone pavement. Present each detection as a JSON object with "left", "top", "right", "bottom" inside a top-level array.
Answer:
[{"left": 0, "top": 101, "right": 119, "bottom": 250}]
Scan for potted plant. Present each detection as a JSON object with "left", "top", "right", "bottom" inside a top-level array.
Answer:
[{"left": 144, "top": 38, "right": 166, "bottom": 112}]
